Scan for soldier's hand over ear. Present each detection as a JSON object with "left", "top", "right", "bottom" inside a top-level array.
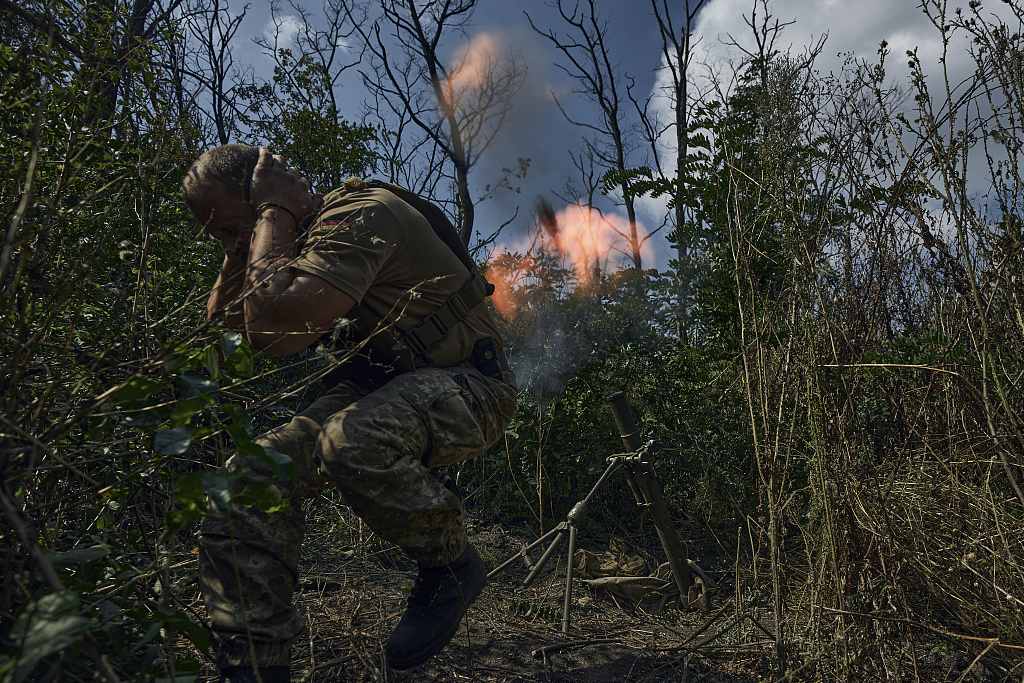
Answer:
[{"left": 249, "top": 148, "right": 316, "bottom": 222}]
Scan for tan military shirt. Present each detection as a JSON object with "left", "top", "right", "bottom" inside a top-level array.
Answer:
[{"left": 291, "top": 181, "right": 504, "bottom": 369}]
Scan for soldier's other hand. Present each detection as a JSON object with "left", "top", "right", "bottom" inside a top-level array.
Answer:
[{"left": 250, "top": 147, "right": 316, "bottom": 222}]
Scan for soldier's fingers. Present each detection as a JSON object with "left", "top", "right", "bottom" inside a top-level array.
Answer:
[{"left": 255, "top": 147, "right": 273, "bottom": 168}]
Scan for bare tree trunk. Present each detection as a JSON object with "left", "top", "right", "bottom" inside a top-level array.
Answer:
[
  {"left": 648, "top": 0, "right": 707, "bottom": 341},
  {"left": 84, "top": 0, "right": 184, "bottom": 130},
  {"left": 529, "top": 0, "right": 644, "bottom": 269},
  {"left": 348, "top": 0, "right": 524, "bottom": 247}
]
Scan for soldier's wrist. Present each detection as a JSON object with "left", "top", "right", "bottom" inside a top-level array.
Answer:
[{"left": 254, "top": 202, "right": 300, "bottom": 225}]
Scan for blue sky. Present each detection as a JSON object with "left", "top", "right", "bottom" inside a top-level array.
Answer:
[{"left": 216, "top": 0, "right": 1008, "bottom": 271}]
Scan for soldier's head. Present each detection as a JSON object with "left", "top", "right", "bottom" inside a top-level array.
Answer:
[{"left": 182, "top": 144, "right": 260, "bottom": 240}]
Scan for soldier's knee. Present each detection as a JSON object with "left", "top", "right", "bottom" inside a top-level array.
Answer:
[{"left": 316, "top": 407, "right": 411, "bottom": 473}]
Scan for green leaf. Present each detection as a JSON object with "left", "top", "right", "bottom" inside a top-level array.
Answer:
[
  {"left": 84, "top": 417, "right": 110, "bottom": 441},
  {"left": 166, "top": 611, "right": 210, "bottom": 655},
  {"left": 253, "top": 444, "right": 294, "bottom": 481},
  {"left": 11, "top": 592, "right": 91, "bottom": 683},
  {"left": 222, "top": 404, "right": 293, "bottom": 478},
  {"left": 173, "top": 657, "right": 202, "bottom": 675},
  {"left": 180, "top": 372, "right": 219, "bottom": 400},
  {"left": 220, "top": 333, "right": 254, "bottom": 378},
  {"left": 116, "top": 377, "right": 162, "bottom": 404},
  {"left": 201, "top": 345, "right": 220, "bottom": 381},
  {"left": 154, "top": 425, "right": 195, "bottom": 456},
  {"left": 123, "top": 410, "right": 169, "bottom": 429},
  {"left": 161, "top": 510, "right": 188, "bottom": 539},
  {"left": 127, "top": 621, "right": 163, "bottom": 656},
  {"left": 225, "top": 422, "right": 255, "bottom": 450},
  {"left": 163, "top": 471, "right": 209, "bottom": 540},
  {"left": 173, "top": 471, "right": 205, "bottom": 507},
  {"left": 45, "top": 544, "right": 111, "bottom": 569},
  {"left": 163, "top": 344, "right": 195, "bottom": 374},
  {"left": 201, "top": 473, "right": 232, "bottom": 510},
  {"left": 221, "top": 403, "right": 251, "bottom": 430},
  {"left": 226, "top": 347, "right": 254, "bottom": 378},
  {"left": 169, "top": 399, "right": 206, "bottom": 428},
  {"left": 235, "top": 482, "right": 291, "bottom": 513},
  {"left": 219, "top": 331, "right": 243, "bottom": 358}
]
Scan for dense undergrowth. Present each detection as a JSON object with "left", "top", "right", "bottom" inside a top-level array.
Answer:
[{"left": 2, "top": 0, "right": 1024, "bottom": 681}]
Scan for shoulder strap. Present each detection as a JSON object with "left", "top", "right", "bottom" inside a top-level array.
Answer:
[
  {"left": 337, "top": 180, "right": 495, "bottom": 366},
  {"left": 362, "top": 180, "right": 495, "bottom": 296},
  {"left": 399, "top": 272, "right": 491, "bottom": 357}
]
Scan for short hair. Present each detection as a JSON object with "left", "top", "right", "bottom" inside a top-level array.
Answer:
[{"left": 181, "top": 144, "right": 260, "bottom": 216}]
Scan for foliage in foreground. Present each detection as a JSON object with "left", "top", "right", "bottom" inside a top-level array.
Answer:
[{"left": 2, "top": 1, "right": 1024, "bottom": 682}]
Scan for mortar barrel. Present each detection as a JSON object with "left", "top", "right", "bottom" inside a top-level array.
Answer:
[{"left": 607, "top": 391, "right": 641, "bottom": 451}]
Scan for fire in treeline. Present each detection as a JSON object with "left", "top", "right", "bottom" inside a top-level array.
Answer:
[{"left": 484, "top": 198, "right": 652, "bottom": 321}]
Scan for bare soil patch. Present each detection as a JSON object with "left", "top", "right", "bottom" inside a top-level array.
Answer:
[
  {"left": 194, "top": 509, "right": 769, "bottom": 683},
  {"left": 188, "top": 503, "right": 1011, "bottom": 682}
]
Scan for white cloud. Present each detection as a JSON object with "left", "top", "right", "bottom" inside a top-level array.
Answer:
[
  {"left": 692, "top": 0, "right": 1018, "bottom": 110},
  {"left": 695, "top": 0, "right": 934, "bottom": 72},
  {"left": 635, "top": 0, "right": 1023, "bottom": 271},
  {"left": 646, "top": 0, "right": 1017, "bottom": 197},
  {"left": 263, "top": 15, "right": 305, "bottom": 52}
]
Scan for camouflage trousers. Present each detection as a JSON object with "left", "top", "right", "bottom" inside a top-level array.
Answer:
[{"left": 197, "top": 364, "right": 517, "bottom": 669}]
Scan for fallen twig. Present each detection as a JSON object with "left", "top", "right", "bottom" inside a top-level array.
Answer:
[
  {"left": 822, "top": 607, "right": 1024, "bottom": 650},
  {"left": 532, "top": 638, "right": 622, "bottom": 659},
  {"left": 953, "top": 639, "right": 998, "bottom": 683},
  {"left": 299, "top": 654, "right": 357, "bottom": 682}
]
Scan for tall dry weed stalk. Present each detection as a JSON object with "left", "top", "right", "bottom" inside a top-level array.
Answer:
[{"left": 717, "top": 2, "right": 1024, "bottom": 679}]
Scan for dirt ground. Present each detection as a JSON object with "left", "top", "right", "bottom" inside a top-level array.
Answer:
[
  {"left": 190, "top": 508, "right": 1008, "bottom": 682},
  {"left": 193, "top": 512, "right": 775, "bottom": 683}
]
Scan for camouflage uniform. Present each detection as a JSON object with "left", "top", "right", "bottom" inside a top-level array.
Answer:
[{"left": 198, "top": 362, "right": 517, "bottom": 669}]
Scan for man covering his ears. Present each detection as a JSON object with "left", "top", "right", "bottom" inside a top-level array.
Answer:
[{"left": 182, "top": 144, "right": 516, "bottom": 682}]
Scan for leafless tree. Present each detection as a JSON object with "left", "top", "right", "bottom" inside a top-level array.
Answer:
[
  {"left": 347, "top": 0, "right": 526, "bottom": 246},
  {"left": 82, "top": 0, "right": 190, "bottom": 127},
  {"left": 645, "top": 0, "right": 706, "bottom": 224},
  {"left": 528, "top": 0, "right": 645, "bottom": 269},
  {"left": 636, "top": 0, "right": 707, "bottom": 340},
  {"left": 362, "top": 82, "right": 448, "bottom": 198},
  {"left": 179, "top": 0, "right": 250, "bottom": 146},
  {"left": 254, "top": 0, "right": 365, "bottom": 116}
]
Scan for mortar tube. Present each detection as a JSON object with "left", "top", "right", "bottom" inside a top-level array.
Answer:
[
  {"left": 636, "top": 463, "right": 693, "bottom": 595},
  {"left": 606, "top": 392, "right": 694, "bottom": 599}
]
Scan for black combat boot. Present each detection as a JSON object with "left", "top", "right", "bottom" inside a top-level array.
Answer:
[
  {"left": 384, "top": 543, "right": 487, "bottom": 670},
  {"left": 218, "top": 665, "right": 290, "bottom": 683}
]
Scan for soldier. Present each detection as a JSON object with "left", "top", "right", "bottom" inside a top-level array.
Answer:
[{"left": 182, "top": 144, "right": 517, "bottom": 682}]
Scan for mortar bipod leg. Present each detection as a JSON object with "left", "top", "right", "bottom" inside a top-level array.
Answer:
[
  {"left": 562, "top": 524, "right": 577, "bottom": 633},
  {"left": 523, "top": 522, "right": 569, "bottom": 587},
  {"left": 487, "top": 525, "right": 562, "bottom": 579},
  {"left": 620, "top": 465, "right": 646, "bottom": 506}
]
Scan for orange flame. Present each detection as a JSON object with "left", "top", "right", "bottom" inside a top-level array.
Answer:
[
  {"left": 486, "top": 202, "right": 651, "bottom": 320},
  {"left": 487, "top": 252, "right": 533, "bottom": 320}
]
